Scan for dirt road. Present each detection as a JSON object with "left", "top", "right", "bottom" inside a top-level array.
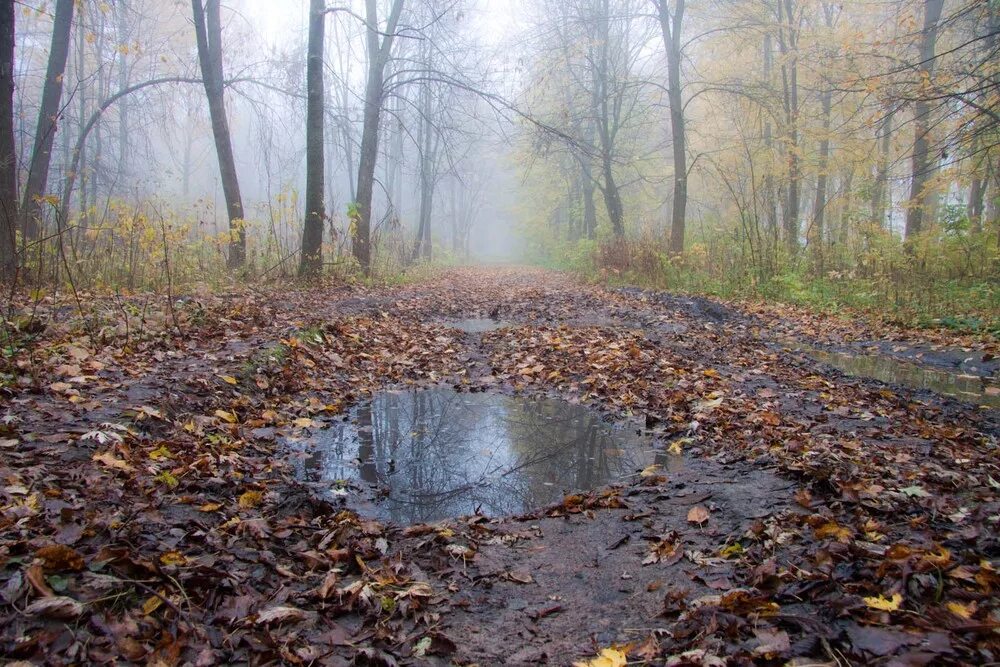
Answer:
[{"left": 2, "top": 267, "right": 997, "bottom": 665}]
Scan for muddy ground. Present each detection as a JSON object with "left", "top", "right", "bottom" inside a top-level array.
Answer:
[{"left": 1, "top": 267, "right": 998, "bottom": 665}]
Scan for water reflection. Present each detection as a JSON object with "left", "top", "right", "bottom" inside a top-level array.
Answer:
[
  {"left": 794, "top": 344, "right": 1000, "bottom": 409},
  {"left": 444, "top": 318, "right": 512, "bottom": 333},
  {"left": 305, "top": 389, "right": 662, "bottom": 523}
]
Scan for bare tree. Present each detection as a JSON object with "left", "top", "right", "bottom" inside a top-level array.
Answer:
[
  {"left": 300, "top": 0, "right": 326, "bottom": 278},
  {"left": 353, "top": 0, "right": 405, "bottom": 274},
  {"left": 192, "top": 0, "right": 246, "bottom": 270},
  {"left": 20, "top": 0, "right": 74, "bottom": 243},
  {"left": 652, "top": 0, "right": 687, "bottom": 254}
]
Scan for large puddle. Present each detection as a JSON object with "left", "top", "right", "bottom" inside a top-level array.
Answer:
[
  {"left": 297, "top": 388, "right": 664, "bottom": 523},
  {"left": 794, "top": 344, "right": 1000, "bottom": 408}
]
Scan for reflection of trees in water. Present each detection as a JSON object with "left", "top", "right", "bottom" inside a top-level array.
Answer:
[
  {"left": 501, "top": 399, "right": 651, "bottom": 508},
  {"left": 311, "top": 389, "right": 656, "bottom": 523}
]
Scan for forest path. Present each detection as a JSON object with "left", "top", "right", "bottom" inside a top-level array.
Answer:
[{"left": 1, "top": 266, "right": 997, "bottom": 665}]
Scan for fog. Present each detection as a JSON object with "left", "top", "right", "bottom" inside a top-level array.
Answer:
[{"left": 6, "top": 0, "right": 997, "bottom": 283}]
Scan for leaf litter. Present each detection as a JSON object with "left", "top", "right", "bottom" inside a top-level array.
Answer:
[{"left": 1, "top": 267, "right": 998, "bottom": 665}]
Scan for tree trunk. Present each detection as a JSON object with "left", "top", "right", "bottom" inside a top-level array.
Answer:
[
  {"left": 601, "top": 159, "right": 625, "bottom": 237},
  {"left": 762, "top": 33, "right": 778, "bottom": 268},
  {"left": 811, "top": 85, "right": 832, "bottom": 273},
  {"left": 0, "top": 0, "right": 15, "bottom": 280},
  {"left": 20, "top": 0, "right": 73, "bottom": 242},
  {"left": 299, "top": 0, "right": 325, "bottom": 278},
  {"left": 654, "top": 0, "right": 687, "bottom": 254},
  {"left": 904, "top": 0, "right": 945, "bottom": 243},
  {"left": 968, "top": 173, "right": 985, "bottom": 233},
  {"left": 871, "top": 111, "right": 893, "bottom": 227},
  {"left": 353, "top": 0, "right": 405, "bottom": 275},
  {"left": 777, "top": 0, "right": 799, "bottom": 257},
  {"left": 192, "top": 0, "right": 246, "bottom": 270},
  {"left": 581, "top": 158, "right": 597, "bottom": 240}
]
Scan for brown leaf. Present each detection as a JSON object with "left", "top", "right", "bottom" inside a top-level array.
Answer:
[
  {"left": 24, "top": 564, "right": 53, "bottom": 597},
  {"left": 506, "top": 571, "right": 534, "bottom": 584},
  {"left": 256, "top": 605, "right": 312, "bottom": 625},
  {"left": 36, "top": 544, "right": 85, "bottom": 572},
  {"left": 25, "top": 595, "right": 85, "bottom": 619},
  {"left": 315, "top": 570, "right": 339, "bottom": 600},
  {"left": 687, "top": 505, "right": 710, "bottom": 525}
]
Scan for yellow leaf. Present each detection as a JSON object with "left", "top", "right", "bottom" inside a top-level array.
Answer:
[
  {"left": 667, "top": 437, "right": 691, "bottom": 455},
  {"left": 640, "top": 464, "right": 662, "bottom": 478},
  {"left": 148, "top": 445, "right": 172, "bottom": 461},
  {"left": 199, "top": 502, "right": 223, "bottom": 512},
  {"left": 815, "top": 521, "right": 852, "bottom": 543},
  {"left": 142, "top": 593, "right": 164, "bottom": 615},
  {"left": 214, "top": 409, "right": 237, "bottom": 424},
  {"left": 155, "top": 470, "right": 179, "bottom": 488},
  {"left": 293, "top": 417, "right": 316, "bottom": 428},
  {"left": 573, "top": 647, "right": 628, "bottom": 667},
  {"left": 946, "top": 601, "right": 974, "bottom": 619},
  {"left": 159, "top": 551, "right": 187, "bottom": 566},
  {"left": 863, "top": 592, "right": 902, "bottom": 611},
  {"left": 219, "top": 375, "right": 238, "bottom": 385},
  {"left": 238, "top": 490, "right": 263, "bottom": 508}
]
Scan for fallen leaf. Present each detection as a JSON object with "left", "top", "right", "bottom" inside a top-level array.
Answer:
[
  {"left": 687, "top": 505, "right": 710, "bottom": 525},
  {"left": 25, "top": 595, "right": 85, "bottom": 619},
  {"left": 256, "top": 605, "right": 311, "bottom": 625},
  {"left": 863, "top": 592, "right": 902, "bottom": 611},
  {"left": 35, "top": 544, "right": 84, "bottom": 572},
  {"left": 238, "top": 490, "right": 263, "bottom": 508},
  {"left": 573, "top": 647, "right": 627, "bottom": 667},
  {"left": 93, "top": 451, "right": 135, "bottom": 473}
]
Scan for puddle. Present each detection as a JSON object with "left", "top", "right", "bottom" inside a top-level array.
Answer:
[
  {"left": 297, "top": 388, "right": 668, "bottom": 523},
  {"left": 794, "top": 344, "right": 1000, "bottom": 408},
  {"left": 444, "top": 318, "right": 512, "bottom": 333}
]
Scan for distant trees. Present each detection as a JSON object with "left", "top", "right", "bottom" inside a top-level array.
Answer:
[{"left": 192, "top": 0, "right": 246, "bottom": 270}]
